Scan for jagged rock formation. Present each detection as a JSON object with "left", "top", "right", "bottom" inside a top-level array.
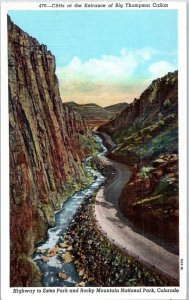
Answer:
[
  {"left": 100, "top": 71, "right": 177, "bottom": 143},
  {"left": 8, "top": 16, "right": 96, "bottom": 286},
  {"left": 99, "top": 71, "right": 178, "bottom": 253}
]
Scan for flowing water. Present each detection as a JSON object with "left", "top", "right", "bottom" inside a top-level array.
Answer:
[{"left": 33, "top": 135, "right": 107, "bottom": 287}]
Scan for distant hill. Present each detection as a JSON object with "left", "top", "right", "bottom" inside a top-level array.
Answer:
[
  {"left": 105, "top": 102, "right": 128, "bottom": 114},
  {"left": 64, "top": 101, "right": 128, "bottom": 128},
  {"left": 64, "top": 102, "right": 113, "bottom": 120}
]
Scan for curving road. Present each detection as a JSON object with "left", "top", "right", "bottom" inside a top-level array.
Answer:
[{"left": 94, "top": 133, "right": 179, "bottom": 283}]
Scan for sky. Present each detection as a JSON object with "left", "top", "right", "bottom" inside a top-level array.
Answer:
[{"left": 9, "top": 10, "right": 178, "bottom": 106}]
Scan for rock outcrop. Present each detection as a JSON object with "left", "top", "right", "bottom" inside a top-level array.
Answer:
[
  {"left": 98, "top": 71, "right": 179, "bottom": 253},
  {"left": 100, "top": 71, "right": 178, "bottom": 138},
  {"left": 8, "top": 16, "right": 95, "bottom": 286}
]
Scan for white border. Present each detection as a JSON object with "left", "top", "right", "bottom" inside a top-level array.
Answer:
[{"left": 0, "top": 1, "right": 187, "bottom": 300}]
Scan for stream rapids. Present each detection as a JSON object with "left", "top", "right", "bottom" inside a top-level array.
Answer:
[{"left": 33, "top": 134, "right": 107, "bottom": 287}]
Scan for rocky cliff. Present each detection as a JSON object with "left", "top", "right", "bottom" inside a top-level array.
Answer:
[
  {"left": 99, "top": 71, "right": 179, "bottom": 253},
  {"left": 100, "top": 71, "right": 177, "bottom": 144},
  {"left": 8, "top": 16, "right": 96, "bottom": 286}
]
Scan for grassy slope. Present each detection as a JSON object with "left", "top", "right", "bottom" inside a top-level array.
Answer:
[
  {"left": 64, "top": 102, "right": 114, "bottom": 120},
  {"left": 64, "top": 102, "right": 128, "bottom": 125}
]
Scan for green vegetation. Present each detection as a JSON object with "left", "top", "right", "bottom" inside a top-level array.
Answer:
[
  {"left": 135, "top": 126, "right": 178, "bottom": 159},
  {"left": 62, "top": 171, "right": 94, "bottom": 203},
  {"left": 113, "top": 124, "right": 177, "bottom": 162},
  {"left": 138, "top": 166, "right": 154, "bottom": 178},
  {"left": 114, "top": 117, "right": 176, "bottom": 150},
  {"left": 17, "top": 254, "right": 42, "bottom": 286},
  {"left": 154, "top": 175, "right": 178, "bottom": 196},
  {"left": 133, "top": 194, "right": 163, "bottom": 206},
  {"left": 79, "top": 134, "right": 100, "bottom": 155}
]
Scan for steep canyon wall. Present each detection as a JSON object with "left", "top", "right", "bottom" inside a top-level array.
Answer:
[{"left": 8, "top": 16, "right": 93, "bottom": 286}]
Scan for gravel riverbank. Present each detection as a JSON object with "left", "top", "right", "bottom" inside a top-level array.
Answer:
[{"left": 65, "top": 197, "right": 175, "bottom": 287}]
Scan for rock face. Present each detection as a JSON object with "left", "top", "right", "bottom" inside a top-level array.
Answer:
[
  {"left": 98, "top": 71, "right": 179, "bottom": 254},
  {"left": 8, "top": 16, "right": 95, "bottom": 286},
  {"left": 100, "top": 71, "right": 178, "bottom": 138}
]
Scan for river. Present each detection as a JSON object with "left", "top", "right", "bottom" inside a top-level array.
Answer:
[{"left": 33, "top": 134, "right": 107, "bottom": 287}]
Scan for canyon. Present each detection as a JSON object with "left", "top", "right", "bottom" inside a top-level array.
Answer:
[{"left": 8, "top": 14, "right": 179, "bottom": 287}]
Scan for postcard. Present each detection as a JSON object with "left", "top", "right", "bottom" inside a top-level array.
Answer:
[{"left": 0, "top": 0, "right": 187, "bottom": 299}]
